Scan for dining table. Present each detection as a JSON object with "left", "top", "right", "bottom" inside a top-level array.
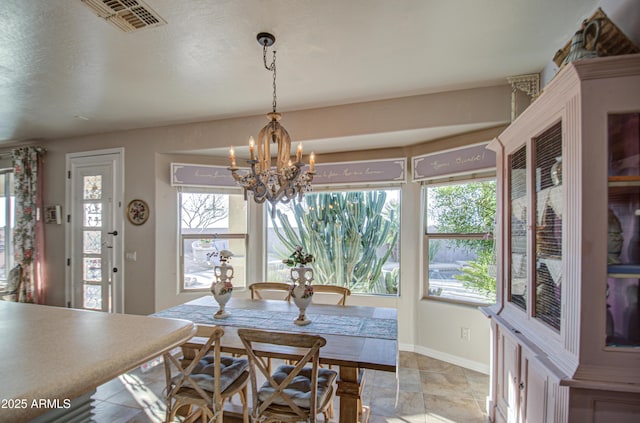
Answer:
[{"left": 153, "top": 295, "right": 398, "bottom": 423}]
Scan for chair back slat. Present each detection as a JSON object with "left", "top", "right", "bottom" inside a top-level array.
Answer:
[
  {"left": 311, "top": 284, "right": 351, "bottom": 305},
  {"left": 249, "top": 282, "right": 292, "bottom": 301}
]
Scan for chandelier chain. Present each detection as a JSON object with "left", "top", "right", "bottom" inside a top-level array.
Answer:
[{"left": 263, "top": 43, "right": 277, "bottom": 113}]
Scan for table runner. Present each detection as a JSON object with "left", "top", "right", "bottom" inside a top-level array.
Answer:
[{"left": 153, "top": 303, "right": 397, "bottom": 340}]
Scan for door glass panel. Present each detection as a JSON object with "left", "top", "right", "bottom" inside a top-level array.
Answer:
[
  {"left": 83, "top": 257, "right": 102, "bottom": 281},
  {"left": 83, "top": 175, "right": 102, "bottom": 199},
  {"left": 534, "top": 122, "right": 562, "bottom": 331},
  {"left": 84, "top": 203, "right": 102, "bottom": 227},
  {"left": 509, "top": 146, "right": 528, "bottom": 311},
  {"left": 607, "top": 112, "right": 640, "bottom": 347},
  {"left": 83, "top": 284, "right": 102, "bottom": 310},
  {"left": 83, "top": 231, "right": 101, "bottom": 254}
]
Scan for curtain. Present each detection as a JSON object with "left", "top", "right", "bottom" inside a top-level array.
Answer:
[{"left": 12, "top": 147, "right": 46, "bottom": 304}]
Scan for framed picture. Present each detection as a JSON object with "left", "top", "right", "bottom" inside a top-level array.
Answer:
[{"left": 127, "top": 199, "right": 149, "bottom": 225}]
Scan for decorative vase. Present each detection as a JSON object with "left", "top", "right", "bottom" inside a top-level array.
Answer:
[
  {"left": 561, "top": 19, "right": 600, "bottom": 67},
  {"left": 290, "top": 265, "right": 314, "bottom": 326},
  {"left": 211, "top": 257, "right": 234, "bottom": 319}
]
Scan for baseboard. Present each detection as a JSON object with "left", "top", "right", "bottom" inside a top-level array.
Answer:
[{"left": 399, "top": 343, "right": 489, "bottom": 375}]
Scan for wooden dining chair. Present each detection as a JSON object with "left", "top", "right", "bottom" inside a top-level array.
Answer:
[
  {"left": 238, "top": 328, "right": 337, "bottom": 423},
  {"left": 311, "top": 284, "right": 351, "bottom": 305},
  {"left": 163, "top": 325, "right": 250, "bottom": 423},
  {"left": 249, "top": 282, "right": 292, "bottom": 301}
]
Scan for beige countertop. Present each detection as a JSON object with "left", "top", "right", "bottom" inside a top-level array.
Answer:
[{"left": 0, "top": 301, "right": 194, "bottom": 422}]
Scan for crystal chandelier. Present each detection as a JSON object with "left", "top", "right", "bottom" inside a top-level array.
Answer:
[{"left": 229, "top": 32, "right": 315, "bottom": 210}]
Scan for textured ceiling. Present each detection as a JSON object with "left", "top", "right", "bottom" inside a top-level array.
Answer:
[{"left": 0, "top": 0, "right": 614, "bottom": 151}]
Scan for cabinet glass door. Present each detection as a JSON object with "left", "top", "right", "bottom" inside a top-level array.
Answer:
[
  {"left": 533, "top": 123, "right": 562, "bottom": 331},
  {"left": 509, "top": 146, "right": 528, "bottom": 310},
  {"left": 607, "top": 112, "right": 640, "bottom": 348}
]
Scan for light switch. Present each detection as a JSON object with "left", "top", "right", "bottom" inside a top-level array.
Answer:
[{"left": 125, "top": 251, "right": 137, "bottom": 261}]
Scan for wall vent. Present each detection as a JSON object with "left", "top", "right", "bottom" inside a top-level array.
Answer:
[{"left": 80, "top": 0, "right": 166, "bottom": 32}]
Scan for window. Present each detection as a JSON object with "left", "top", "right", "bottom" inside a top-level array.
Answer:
[
  {"left": 179, "top": 191, "right": 247, "bottom": 291},
  {"left": 0, "top": 170, "right": 14, "bottom": 288},
  {"left": 266, "top": 189, "right": 400, "bottom": 295},
  {"left": 424, "top": 179, "right": 496, "bottom": 305}
]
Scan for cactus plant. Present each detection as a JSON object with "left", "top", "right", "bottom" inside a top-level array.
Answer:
[{"left": 270, "top": 191, "right": 399, "bottom": 294}]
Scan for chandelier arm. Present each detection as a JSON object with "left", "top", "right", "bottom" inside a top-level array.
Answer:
[
  {"left": 252, "top": 176, "right": 268, "bottom": 203},
  {"left": 229, "top": 168, "right": 241, "bottom": 181}
]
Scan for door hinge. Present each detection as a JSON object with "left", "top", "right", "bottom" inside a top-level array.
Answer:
[
  {"left": 67, "top": 170, "right": 71, "bottom": 179},
  {"left": 67, "top": 214, "right": 71, "bottom": 223},
  {"left": 67, "top": 258, "right": 70, "bottom": 266}
]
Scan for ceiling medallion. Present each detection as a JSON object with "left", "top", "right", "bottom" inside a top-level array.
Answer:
[{"left": 229, "top": 32, "right": 315, "bottom": 213}]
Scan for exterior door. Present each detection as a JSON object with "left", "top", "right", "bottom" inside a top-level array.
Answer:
[{"left": 66, "top": 149, "right": 124, "bottom": 312}]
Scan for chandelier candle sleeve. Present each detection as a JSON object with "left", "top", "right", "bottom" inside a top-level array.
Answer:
[
  {"left": 310, "top": 153, "right": 315, "bottom": 173},
  {"left": 296, "top": 143, "right": 303, "bottom": 162},
  {"left": 229, "top": 146, "right": 236, "bottom": 168},
  {"left": 249, "top": 137, "right": 255, "bottom": 161}
]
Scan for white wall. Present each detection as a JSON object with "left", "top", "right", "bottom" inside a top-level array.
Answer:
[{"left": 397, "top": 148, "right": 491, "bottom": 374}]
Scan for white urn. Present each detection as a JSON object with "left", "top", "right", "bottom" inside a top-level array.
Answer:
[
  {"left": 211, "top": 252, "right": 234, "bottom": 319},
  {"left": 290, "top": 265, "right": 314, "bottom": 326}
]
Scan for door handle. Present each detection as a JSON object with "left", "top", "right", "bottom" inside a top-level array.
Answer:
[{"left": 108, "top": 230, "right": 118, "bottom": 236}]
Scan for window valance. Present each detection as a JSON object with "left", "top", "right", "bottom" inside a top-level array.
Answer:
[
  {"left": 412, "top": 143, "right": 495, "bottom": 182},
  {"left": 171, "top": 158, "right": 407, "bottom": 188},
  {"left": 171, "top": 163, "right": 239, "bottom": 188}
]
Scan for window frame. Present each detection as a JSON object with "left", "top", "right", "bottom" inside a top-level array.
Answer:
[
  {"left": 0, "top": 169, "right": 14, "bottom": 287},
  {"left": 178, "top": 189, "right": 248, "bottom": 292},
  {"left": 422, "top": 173, "right": 496, "bottom": 306}
]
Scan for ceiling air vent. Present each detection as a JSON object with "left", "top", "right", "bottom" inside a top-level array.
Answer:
[{"left": 80, "top": 0, "right": 166, "bottom": 32}]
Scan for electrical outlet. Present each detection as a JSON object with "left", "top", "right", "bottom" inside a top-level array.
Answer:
[{"left": 461, "top": 327, "right": 471, "bottom": 341}]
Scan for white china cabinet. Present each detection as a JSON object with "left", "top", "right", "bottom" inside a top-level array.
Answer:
[{"left": 483, "top": 54, "right": 640, "bottom": 423}]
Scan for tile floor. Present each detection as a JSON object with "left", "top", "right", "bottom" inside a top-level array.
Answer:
[{"left": 91, "top": 351, "right": 490, "bottom": 422}]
